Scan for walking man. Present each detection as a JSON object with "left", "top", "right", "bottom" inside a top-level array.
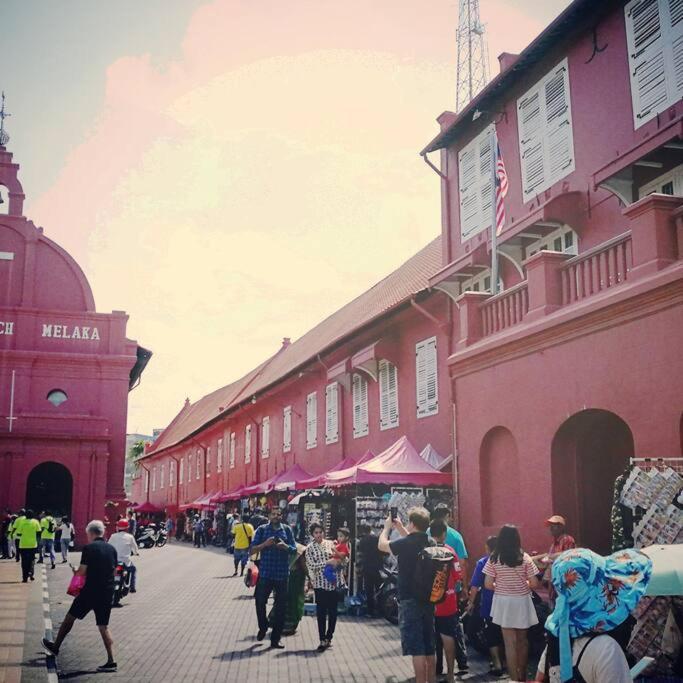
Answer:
[
  {"left": 19, "top": 510, "right": 42, "bottom": 582},
  {"left": 250, "top": 508, "right": 296, "bottom": 649},
  {"left": 109, "top": 519, "right": 139, "bottom": 593},
  {"left": 43, "top": 520, "right": 118, "bottom": 672},
  {"left": 13, "top": 509, "right": 26, "bottom": 563},
  {"left": 40, "top": 510, "right": 57, "bottom": 569},
  {"left": 231, "top": 513, "right": 254, "bottom": 577}
]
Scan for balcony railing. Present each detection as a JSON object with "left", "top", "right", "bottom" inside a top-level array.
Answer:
[
  {"left": 560, "top": 232, "right": 632, "bottom": 305},
  {"left": 480, "top": 282, "right": 529, "bottom": 336}
]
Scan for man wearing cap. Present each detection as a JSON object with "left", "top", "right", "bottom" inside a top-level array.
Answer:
[
  {"left": 533, "top": 515, "right": 576, "bottom": 608},
  {"left": 108, "top": 519, "right": 139, "bottom": 593}
]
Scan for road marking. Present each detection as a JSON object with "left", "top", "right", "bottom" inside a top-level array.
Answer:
[{"left": 41, "top": 564, "right": 59, "bottom": 683}]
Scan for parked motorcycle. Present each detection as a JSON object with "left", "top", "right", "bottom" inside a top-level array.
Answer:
[
  {"left": 155, "top": 526, "right": 168, "bottom": 547},
  {"left": 375, "top": 565, "right": 399, "bottom": 624},
  {"left": 136, "top": 524, "right": 159, "bottom": 549},
  {"left": 112, "top": 563, "right": 132, "bottom": 606}
]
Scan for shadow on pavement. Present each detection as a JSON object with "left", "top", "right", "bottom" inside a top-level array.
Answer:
[
  {"left": 58, "top": 669, "right": 99, "bottom": 679},
  {"left": 212, "top": 644, "right": 270, "bottom": 661}
]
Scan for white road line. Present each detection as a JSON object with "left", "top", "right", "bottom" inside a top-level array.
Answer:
[
  {"left": 41, "top": 564, "right": 60, "bottom": 682},
  {"left": 43, "top": 617, "right": 52, "bottom": 630}
]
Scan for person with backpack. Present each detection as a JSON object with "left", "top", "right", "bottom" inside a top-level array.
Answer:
[
  {"left": 483, "top": 524, "right": 540, "bottom": 682},
  {"left": 429, "top": 519, "right": 468, "bottom": 682},
  {"left": 535, "top": 547, "right": 651, "bottom": 683},
  {"left": 378, "top": 507, "right": 440, "bottom": 683},
  {"left": 59, "top": 517, "right": 75, "bottom": 563},
  {"left": 231, "top": 513, "right": 254, "bottom": 577},
  {"left": 39, "top": 510, "right": 57, "bottom": 569},
  {"left": 13, "top": 509, "right": 26, "bottom": 563}
]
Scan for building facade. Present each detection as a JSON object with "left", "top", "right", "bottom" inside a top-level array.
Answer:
[
  {"left": 0, "top": 142, "right": 149, "bottom": 533},
  {"left": 132, "top": 240, "right": 454, "bottom": 512},
  {"left": 422, "top": 0, "right": 683, "bottom": 553}
]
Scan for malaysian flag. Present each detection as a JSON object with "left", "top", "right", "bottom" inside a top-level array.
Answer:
[{"left": 494, "top": 137, "right": 509, "bottom": 236}]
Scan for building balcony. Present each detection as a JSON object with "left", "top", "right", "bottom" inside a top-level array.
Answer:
[{"left": 455, "top": 193, "right": 683, "bottom": 350}]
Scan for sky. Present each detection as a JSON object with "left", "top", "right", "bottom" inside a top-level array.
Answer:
[{"left": 1, "top": 0, "right": 571, "bottom": 434}]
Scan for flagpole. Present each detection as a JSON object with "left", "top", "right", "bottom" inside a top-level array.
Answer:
[
  {"left": 490, "top": 127, "right": 499, "bottom": 296},
  {"left": 8, "top": 369, "right": 15, "bottom": 433}
]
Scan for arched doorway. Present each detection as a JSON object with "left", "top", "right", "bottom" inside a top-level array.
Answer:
[
  {"left": 25, "top": 462, "right": 73, "bottom": 517},
  {"left": 551, "top": 410, "right": 633, "bottom": 554},
  {"left": 480, "top": 426, "right": 521, "bottom": 527}
]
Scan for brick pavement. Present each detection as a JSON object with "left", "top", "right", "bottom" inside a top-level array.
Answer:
[{"left": 34, "top": 542, "right": 511, "bottom": 682}]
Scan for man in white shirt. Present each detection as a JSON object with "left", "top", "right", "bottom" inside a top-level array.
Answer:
[{"left": 109, "top": 519, "right": 139, "bottom": 592}]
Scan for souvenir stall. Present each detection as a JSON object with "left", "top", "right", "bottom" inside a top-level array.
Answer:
[{"left": 612, "top": 458, "right": 683, "bottom": 678}]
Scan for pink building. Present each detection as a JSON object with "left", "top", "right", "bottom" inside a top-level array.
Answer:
[
  {"left": 132, "top": 239, "right": 454, "bottom": 514},
  {"left": 422, "top": 0, "right": 683, "bottom": 553},
  {"left": 0, "top": 142, "right": 150, "bottom": 534}
]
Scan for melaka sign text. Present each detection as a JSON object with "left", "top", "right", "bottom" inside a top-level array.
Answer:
[{"left": 0, "top": 321, "right": 100, "bottom": 340}]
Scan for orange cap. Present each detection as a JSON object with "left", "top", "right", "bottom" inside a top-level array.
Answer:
[{"left": 545, "top": 515, "right": 566, "bottom": 526}]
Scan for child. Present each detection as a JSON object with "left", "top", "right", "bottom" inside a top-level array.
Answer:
[{"left": 323, "top": 527, "right": 350, "bottom": 586}]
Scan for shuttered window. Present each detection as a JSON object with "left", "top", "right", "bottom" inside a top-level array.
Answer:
[
  {"left": 283, "top": 406, "right": 292, "bottom": 453},
  {"left": 217, "top": 438, "right": 223, "bottom": 473},
  {"left": 625, "top": 0, "right": 683, "bottom": 128},
  {"left": 179, "top": 458, "right": 184, "bottom": 484},
  {"left": 379, "top": 360, "right": 399, "bottom": 431},
  {"left": 261, "top": 417, "right": 270, "bottom": 458},
  {"left": 160, "top": 464, "right": 165, "bottom": 489},
  {"left": 306, "top": 392, "right": 317, "bottom": 449},
  {"left": 517, "top": 58, "right": 575, "bottom": 202},
  {"left": 325, "top": 382, "right": 340, "bottom": 444},
  {"left": 152, "top": 466, "right": 157, "bottom": 492},
  {"left": 145, "top": 469, "right": 150, "bottom": 494},
  {"left": 196, "top": 448, "right": 201, "bottom": 479},
  {"left": 206, "top": 447, "right": 211, "bottom": 477},
  {"left": 229, "top": 432, "right": 236, "bottom": 469},
  {"left": 245, "top": 425, "right": 252, "bottom": 464},
  {"left": 416, "top": 337, "right": 438, "bottom": 418},
  {"left": 458, "top": 124, "right": 494, "bottom": 240},
  {"left": 170, "top": 460, "right": 175, "bottom": 487},
  {"left": 352, "top": 373, "right": 369, "bottom": 438}
]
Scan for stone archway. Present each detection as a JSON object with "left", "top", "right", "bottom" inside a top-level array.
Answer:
[
  {"left": 25, "top": 461, "right": 73, "bottom": 518},
  {"left": 551, "top": 410, "right": 634, "bottom": 554}
]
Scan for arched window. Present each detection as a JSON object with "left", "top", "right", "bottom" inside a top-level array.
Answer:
[
  {"left": 0, "top": 184, "right": 9, "bottom": 215},
  {"left": 46, "top": 389, "right": 68, "bottom": 407}
]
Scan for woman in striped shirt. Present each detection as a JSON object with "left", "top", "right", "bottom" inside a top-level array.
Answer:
[{"left": 483, "top": 525, "right": 540, "bottom": 682}]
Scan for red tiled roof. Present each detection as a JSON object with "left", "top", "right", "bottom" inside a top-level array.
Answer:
[{"left": 146, "top": 236, "right": 442, "bottom": 457}]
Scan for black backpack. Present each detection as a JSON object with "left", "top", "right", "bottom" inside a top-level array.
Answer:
[
  {"left": 47, "top": 518, "right": 55, "bottom": 534},
  {"left": 413, "top": 544, "right": 455, "bottom": 604}
]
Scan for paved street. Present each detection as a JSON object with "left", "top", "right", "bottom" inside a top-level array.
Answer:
[{"left": 0, "top": 542, "right": 509, "bottom": 682}]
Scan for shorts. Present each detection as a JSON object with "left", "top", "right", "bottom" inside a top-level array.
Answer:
[
  {"left": 234, "top": 548, "right": 250, "bottom": 563},
  {"left": 69, "top": 590, "right": 114, "bottom": 626},
  {"left": 434, "top": 613, "right": 458, "bottom": 638},
  {"left": 398, "top": 598, "right": 435, "bottom": 657}
]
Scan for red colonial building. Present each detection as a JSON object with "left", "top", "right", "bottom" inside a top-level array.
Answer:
[
  {"left": 422, "top": 0, "right": 683, "bottom": 554},
  {"left": 132, "top": 239, "right": 454, "bottom": 514},
  {"left": 0, "top": 141, "right": 150, "bottom": 533}
]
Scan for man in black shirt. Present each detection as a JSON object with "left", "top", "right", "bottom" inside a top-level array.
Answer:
[
  {"left": 379, "top": 507, "right": 435, "bottom": 683},
  {"left": 43, "top": 520, "right": 118, "bottom": 672},
  {"left": 357, "top": 524, "right": 384, "bottom": 616}
]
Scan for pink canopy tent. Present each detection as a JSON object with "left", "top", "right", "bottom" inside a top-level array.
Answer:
[
  {"left": 194, "top": 490, "right": 220, "bottom": 509},
  {"left": 209, "top": 490, "right": 228, "bottom": 503},
  {"left": 297, "top": 455, "right": 359, "bottom": 488},
  {"left": 326, "top": 436, "right": 451, "bottom": 487},
  {"left": 272, "top": 463, "right": 313, "bottom": 491},
  {"left": 218, "top": 484, "right": 251, "bottom": 502},
  {"left": 133, "top": 501, "right": 163, "bottom": 514},
  {"left": 419, "top": 443, "right": 447, "bottom": 470}
]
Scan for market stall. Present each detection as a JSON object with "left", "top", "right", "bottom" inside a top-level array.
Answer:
[{"left": 612, "top": 457, "right": 683, "bottom": 678}]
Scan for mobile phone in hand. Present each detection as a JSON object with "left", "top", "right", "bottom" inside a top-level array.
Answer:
[{"left": 391, "top": 507, "right": 398, "bottom": 521}]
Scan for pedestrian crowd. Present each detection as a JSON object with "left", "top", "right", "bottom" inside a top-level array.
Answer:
[{"left": 2, "top": 503, "right": 656, "bottom": 682}]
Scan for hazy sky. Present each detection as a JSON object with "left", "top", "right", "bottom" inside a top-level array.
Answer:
[{"left": 2, "top": 0, "right": 570, "bottom": 434}]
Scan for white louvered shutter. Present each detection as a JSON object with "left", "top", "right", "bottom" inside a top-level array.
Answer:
[
  {"left": 283, "top": 407, "right": 292, "bottom": 452},
  {"left": 626, "top": 0, "right": 669, "bottom": 126},
  {"left": 416, "top": 337, "right": 438, "bottom": 418},
  {"left": 306, "top": 392, "right": 317, "bottom": 449},
  {"left": 458, "top": 144, "right": 479, "bottom": 239},
  {"left": 671, "top": 0, "right": 683, "bottom": 97},
  {"left": 229, "top": 432, "right": 236, "bottom": 468},
  {"left": 145, "top": 470, "right": 150, "bottom": 494},
  {"left": 206, "top": 447, "right": 211, "bottom": 476},
  {"left": 478, "top": 130, "right": 493, "bottom": 229},
  {"left": 325, "top": 383, "right": 339, "bottom": 444},
  {"left": 179, "top": 458, "right": 184, "bottom": 484},
  {"left": 261, "top": 417, "right": 270, "bottom": 458},
  {"left": 379, "top": 360, "right": 399, "bottom": 430},
  {"left": 196, "top": 448, "right": 201, "bottom": 479},
  {"left": 544, "top": 63, "right": 574, "bottom": 182},
  {"left": 352, "top": 373, "right": 369, "bottom": 438},
  {"left": 518, "top": 89, "right": 545, "bottom": 199},
  {"left": 245, "top": 425, "right": 252, "bottom": 464},
  {"left": 170, "top": 460, "right": 175, "bottom": 487}
]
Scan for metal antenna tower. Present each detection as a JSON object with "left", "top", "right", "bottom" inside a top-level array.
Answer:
[{"left": 455, "top": 0, "right": 490, "bottom": 113}]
